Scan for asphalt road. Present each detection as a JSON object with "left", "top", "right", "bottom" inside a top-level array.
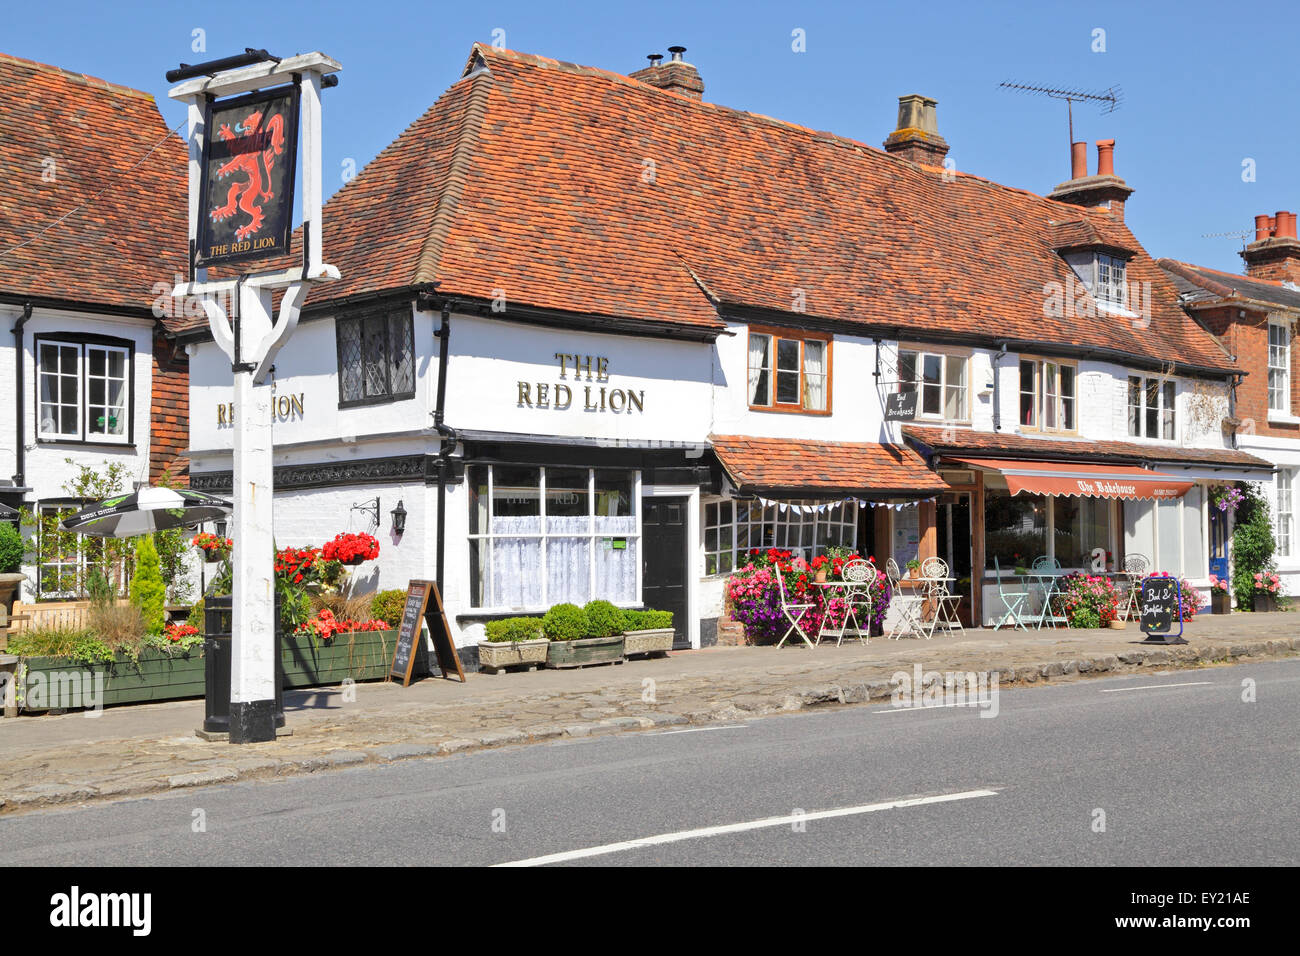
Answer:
[{"left": 2, "top": 660, "right": 1297, "bottom": 866}]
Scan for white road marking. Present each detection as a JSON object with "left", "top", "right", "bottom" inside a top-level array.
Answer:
[
  {"left": 1099, "top": 681, "right": 1213, "bottom": 693},
  {"left": 651, "top": 725, "right": 748, "bottom": 735},
  {"left": 492, "top": 788, "right": 998, "bottom": 867},
  {"left": 871, "top": 702, "right": 989, "bottom": 714}
]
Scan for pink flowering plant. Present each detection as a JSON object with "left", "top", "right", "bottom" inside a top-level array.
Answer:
[
  {"left": 1145, "top": 572, "right": 1203, "bottom": 621},
  {"left": 726, "top": 549, "right": 893, "bottom": 643},
  {"left": 1057, "top": 573, "right": 1121, "bottom": 628},
  {"left": 1208, "top": 574, "right": 1230, "bottom": 593},
  {"left": 1253, "top": 571, "right": 1281, "bottom": 594},
  {"left": 1210, "top": 484, "right": 1245, "bottom": 514}
]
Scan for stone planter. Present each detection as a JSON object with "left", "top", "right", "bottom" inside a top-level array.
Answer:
[
  {"left": 1211, "top": 591, "right": 1231, "bottom": 614},
  {"left": 1253, "top": 592, "right": 1278, "bottom": 613},
  {"left": 0, "top": 572, "right": 26, "bottom": 617},
  {"left": 478, "top": 638, "right": 549, "bottom": 674},
  {"left": 546, "top": 635, "right": 625, "bottom": 669},
  {"left": 622, "top": 628, "right": 674, "bottom": 658}
]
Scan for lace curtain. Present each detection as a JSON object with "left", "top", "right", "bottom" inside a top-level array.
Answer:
[{"left": 803, "top": 340, "right": 825, "bottom": 410}]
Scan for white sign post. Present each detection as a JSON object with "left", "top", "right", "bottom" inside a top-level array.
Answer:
[{"left": 169, "top": 53, "right": 340, "bottom": 743}]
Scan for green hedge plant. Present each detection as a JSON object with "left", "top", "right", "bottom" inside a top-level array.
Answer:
[
  {"left": 622, "top": 609, "right": 673, "bottom": 631},
  {"left": 583, "top": 600, "right": 624, "bottom": 638},
  {"left": 1231, "top": 482, "right": 1276, "bottom": 611},
  {"left": 542, "top": 603, "right": 592, "bottom": 642},
  {"left": 485, "top": 617, "right": 544, "bottom": 643},
  {"left": 0, "top": 521, "right": 24, "bottom": 574},
  {"left": 370, "top": 589, "right": 408, "bottom": 627},
  {"left": 129, "top": 536, "right": 166, "bottom": 637}
]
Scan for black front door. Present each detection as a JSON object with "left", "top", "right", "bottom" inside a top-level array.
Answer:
[{"left": 642, "top": 496, "right": 691, "bottom": 649}]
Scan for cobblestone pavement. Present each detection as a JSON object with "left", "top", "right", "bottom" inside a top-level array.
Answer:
[{"left": 1, "top": 614, "right": 1296, "bottom": 815}]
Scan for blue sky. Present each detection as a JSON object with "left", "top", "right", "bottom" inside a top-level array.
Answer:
[{"left": 7, "top": 0, "right": 1298, "bottom": 274}]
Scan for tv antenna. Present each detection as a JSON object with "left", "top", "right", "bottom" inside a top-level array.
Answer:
[
  {"left": 998, "top": 81, "right": 1123, "bottom": 147},
  {"left": 1201, "top": 229, "right": 1252, "bottom": 251}
]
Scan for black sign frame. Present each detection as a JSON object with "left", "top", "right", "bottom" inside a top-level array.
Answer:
[
  {"left": 885, "top": 391, "right": 919, "bottom": 422},
  {"left": 195, "top": 84, "right": 300, "bottom": 269},
  {"left": 1139, "top": 577, "right": 1187, "bottom": 644}
]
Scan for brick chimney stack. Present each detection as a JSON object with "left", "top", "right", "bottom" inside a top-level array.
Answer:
[
  {"left": 629, "top": 46, "right": 704, "bottom": 100},
  {"left": 1048, "top": 139, "right": 1134, "bottom": 221},
  {"left": 1241, "top": 210, "right": 1300, "bottom": 283},
  {"left": 882, "top": 94, "right": 949, "bottom": 166}
]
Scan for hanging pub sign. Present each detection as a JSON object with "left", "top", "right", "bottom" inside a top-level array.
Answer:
[
  {"left": 885, "top": 391, "right": 919, "bottom": 422},
  {"left": 194, "top": 85, "right": 300, "bottom": 268}
]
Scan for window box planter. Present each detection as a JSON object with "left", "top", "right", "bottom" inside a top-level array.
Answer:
[
  {"left": 281, "top": 629, "right": 396, "bottom": 688},
  {"left": 1211, "top": 591, "right": 1231, "bottom": 615},
  {"left": 546, "top": 635, "right": 625, "bottom": 669},
  {"left": 478, "top": 638, "right": 549, "bottom": 674},
  {"left": 1253, "top": 593, "right": 1278, "bottom": 613},
  {"left": 622, "top": 627, "right": 674, "bottom": 658}
]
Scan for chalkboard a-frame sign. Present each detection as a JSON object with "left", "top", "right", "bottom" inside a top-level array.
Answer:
[
  {"left": 389, "top": 580, "right": 466, "bottom": 685},
  {"left": 1139, "top": 577, "right": 1188, "bottom": 645}
]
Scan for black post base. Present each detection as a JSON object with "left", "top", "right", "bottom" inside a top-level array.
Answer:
[{"left": 229, "top": 699, "right": 278, "bottom": 743}]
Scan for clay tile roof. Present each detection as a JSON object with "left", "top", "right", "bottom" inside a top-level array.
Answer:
[
  {"left": 901, "top": 424, "right": 1272, "bottom": 470},
  {"left": 711, "top": 434, "right": 952, "bottom": 498},
  {"left": 1047, "top": 217, "right": 1135, "bottom": 255},
  {"left": 0, "top": 52, "right": 188, "bottom": 315},
  {"left": 175, "top": 43, "right": 1236, "bottom": 372},
  {"left": 1158, "top": 259, "right": 1300, "bottom": 312}
]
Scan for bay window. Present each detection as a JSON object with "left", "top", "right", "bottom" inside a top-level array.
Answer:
[
  {"left": 748, "top": 329, "right": 831, "bottom": 413},
  {"left": 36, "top": 338, "right": 131, "bottom": 443},
  {"left": 704, "top": 498, "right": 857, "bottom": 574},
  {"left": 899, "top": 349, "right": 969, "bottom": 421},
  {"left": 1019, "top": 358, "right": 1076, "bottom": 432},
  {"left": 1127, "top": 376, "right": 1176, "bottom": 440},
  {"left": 468, "top": 465, "right": 639, "bottom": 609},
  {"left": 1269, "top": 321, "right": 1291, "bottom": 414}
]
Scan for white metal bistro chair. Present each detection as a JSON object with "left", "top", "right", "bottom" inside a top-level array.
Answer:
[
  {"left": 1031, "top": 555, "right": 1067, "bottom": 629},
  {"left": 992, "top": 557, "right": 1029, "bottom": 631},
  {"left": 831, "top": 558, "right": 876, "bottom": 645},
  {"left": 1117, "top": 554, "right": 1149, "bottom": 622},
  {"left": 884, "top": 557, "right": 902, "bottom": 594},
  {"left": 920, "top": 556, "right": 963, "bottom": 633},
  {"left": 775, "top": 569, "right": 816, "bottom": 649}
]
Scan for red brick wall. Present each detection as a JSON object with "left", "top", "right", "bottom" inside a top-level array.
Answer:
[
  {"left": 1202, "top": 305, "right": 1300, "bottom": 439},
  {"left": 150, "top": 333, "right": 189, "bottom": 485}
]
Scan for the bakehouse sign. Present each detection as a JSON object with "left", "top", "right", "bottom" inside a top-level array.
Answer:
[{"left": 516, "top": 353, "right": 646, "bottom": 413}]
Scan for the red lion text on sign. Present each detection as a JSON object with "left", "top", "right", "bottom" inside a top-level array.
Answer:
[{"left": 209, "top": 110, "right": 286, "bottom": 241}]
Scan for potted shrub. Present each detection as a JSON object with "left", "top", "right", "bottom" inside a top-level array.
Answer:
[
  {"left": 905, "top": 558, "right": 921, "bottom": 579},
  {"left": 1208, "top": 575, "right": 1231, "bottom": 614},
  {"left": 544, "top": 602, "right": 624, "bottom": 668},
  {"left": 0, "top": 521, "right": 26, "bottom": 618},
  {"left": 622, "top": 609, "right": 674, "bottom": 658},
  {"left": 477, "top": 617, "right": 547, "bottom": 673},
  {"left": 1253, "top": 572, "right": 1281, "bottom": 612}
]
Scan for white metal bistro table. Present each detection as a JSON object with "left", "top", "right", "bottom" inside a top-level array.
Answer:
[
  {"left": 1029, "top": 569, "right": 1072, "bottom": 629},
  {"left": 812, "top": 580, "right": 873, "bottom": 645}
]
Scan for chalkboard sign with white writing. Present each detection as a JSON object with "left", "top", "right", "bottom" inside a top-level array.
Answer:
[
  {"left": 1139, "top": 577, "right": 1186, "bottom": 644},
  {"left": 388, "top": 579, "right": 466, "bottom": 685}
]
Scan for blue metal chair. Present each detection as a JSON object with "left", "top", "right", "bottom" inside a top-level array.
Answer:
[{"left": 993, "top": 557, "right": 1029, "bottom": 631}]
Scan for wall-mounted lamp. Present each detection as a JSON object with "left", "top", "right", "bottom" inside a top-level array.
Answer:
[
  {"left": 214, "top": 518, "right": 228, "bottom": 540},
  {"left": 390, "top": 499, "right": 407, "bottom": 537},
  {"left": 351, "top": 497, "right": 380, "bottom": 528}
]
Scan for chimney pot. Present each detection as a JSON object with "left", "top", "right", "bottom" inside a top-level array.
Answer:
[
  {"left": 882, "top": 94, "right": 948, "bottom": 166},
  {"left": 668, "top": 45, "right": 686, "bottom": 62},
  {"left": 1255, "top": 214, "right": 1272, "bottom": 241},
  {"left": 1096, "top": 139, "right": 1115, "bottom": 177},
  {"left": 646, "top": 53, "right": 662, "bottom": 67},
  {"left": 1280, "top": 211, "right": 1298, "bottom": 239},
  {"left": 1070, "top": 142, "right": 1088, "bottom": 180}
]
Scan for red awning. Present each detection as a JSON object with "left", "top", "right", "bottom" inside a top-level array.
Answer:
[{"left": 952, "top": 458, "right": 1194, "bottom": 500}]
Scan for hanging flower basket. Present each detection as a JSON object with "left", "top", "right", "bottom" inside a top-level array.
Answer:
[
  {"left": 322, "top": 532, "right": 380, "bottom": 566},
  {"left": 191, "top": 532, "right": 232, "bottom": 563}
]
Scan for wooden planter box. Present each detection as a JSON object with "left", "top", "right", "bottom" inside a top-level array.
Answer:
[
  {"left": 546, "top": 635, "right": 625, "bottom": 669},
  {"left": 1211, "top": 591, "right": 1231, "bottom": 614},
  {"left": 1253, "top": 592, "right": 1278, "bottom": 613},
  {"left": 18, "top": 647, "right": 205, "bottom": 712},
  {"left": 622, "top": 628, "right": 673, "bottom": 658},
  {"left": 478, "top": 638, "right": 549, "bottom": 673},
  {"left": 281, "top": 629, "right": 396, "bottom": 688}
]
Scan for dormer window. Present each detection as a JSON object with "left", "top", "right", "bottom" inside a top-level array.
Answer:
[{"left": 1095, "top": 253, "right": 1127, "bottom": 308}]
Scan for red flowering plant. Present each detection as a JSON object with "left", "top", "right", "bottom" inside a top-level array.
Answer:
[
  {"left": 191, "top": 531, "right": 232, "bottom": 561},
  {"left": 1057, "top": 573, "right": 1121, "bottom": 628},
  {"left": 727, "top": 551, "right": 892, "bottom": 643},
  {"left": 295, "top": 607, "right": 392, "bottom": 644},
  {"left": 144, "top": 620, "right": 203, "bottom": 653},
  {"left": 275, "top": 545, "right": 323, "bottom": 586},
  {"left": 323, "top": 532, "right": 380, "bottom": 566}
]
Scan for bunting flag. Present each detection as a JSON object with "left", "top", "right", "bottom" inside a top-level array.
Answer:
[{"left": 755, "top": 496, "right": 935, "bottom": 514}]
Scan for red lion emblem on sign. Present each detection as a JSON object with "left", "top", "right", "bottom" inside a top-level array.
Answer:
[{"left": 209, "top": 110, "right": 286, "bottom": 241}]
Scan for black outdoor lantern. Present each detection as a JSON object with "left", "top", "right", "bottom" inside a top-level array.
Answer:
[
  {"left": 215, "top": 518, "right": 227, "bottom": 540},
  {"left": 390, "top": 500, "right": 407, "bottom": 537}
]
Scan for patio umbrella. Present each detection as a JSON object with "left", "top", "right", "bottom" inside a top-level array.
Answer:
[
  {"left": 58, "top": 487, "right": 233, "bottom": 538},
  {"left": 0, "top": 502, "right": 16, "bottom": 517}
]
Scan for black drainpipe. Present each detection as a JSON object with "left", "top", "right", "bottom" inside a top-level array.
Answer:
[
  {"left": 432, "top": 299, "right": 460, "bottom": 596},
  {"left": 12, "top": 303, "right": 32, "bottom": 490},
  {"left": 991, "top": 344, "right": 1007, "bottom": 432}
]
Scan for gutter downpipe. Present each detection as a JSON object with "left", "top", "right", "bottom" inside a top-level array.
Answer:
[
  {"left": 12, "top": 303, "right": 32, "bottom": 491},
  {"left": 992, "top": 344, "right": 1007, "bottom": 433},
  {"left": 432, "top": 299, "right": 460, "bottom": 597}
]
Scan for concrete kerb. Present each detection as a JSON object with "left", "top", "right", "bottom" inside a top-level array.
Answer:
[{"left": 1, "top": 637, "right": 1296, "bottom": 816}]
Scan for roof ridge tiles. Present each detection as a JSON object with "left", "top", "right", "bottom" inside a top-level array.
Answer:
[{"left": 0, "top": 50, "right": 157, "bottom": 101}]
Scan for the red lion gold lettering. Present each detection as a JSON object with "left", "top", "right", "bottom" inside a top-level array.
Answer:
[{"left": 208, "top": 110, "right": 286, "bottom": 241}]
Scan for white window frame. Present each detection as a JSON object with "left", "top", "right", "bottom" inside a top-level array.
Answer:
[
  {"left": 1019, "top": 358, "right": 1077, "bottom": 433},
  {"left": 1278, "top": 469, "right": 1294, "bottom": 558},
  {"left": 898, "top": 348, "right": 970, "bottom": 422},
  {"left": 1127, "top": 375, "right": 1177, "bottom": 441},
  {"left": 1268, "top": 320, "right": 1291, "bottom": 415},
  {"left": 1095, "top": 253, "right": 1127, "bottom": 308},
  {"left": 466, "top": 465, "right": 642, "bottom": 611},
  {"left": 35, "top": 339, "right": 131, "bottom": 444},
  {"left": 704, "top": 497, "right": 858, "bottom": 575}
]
